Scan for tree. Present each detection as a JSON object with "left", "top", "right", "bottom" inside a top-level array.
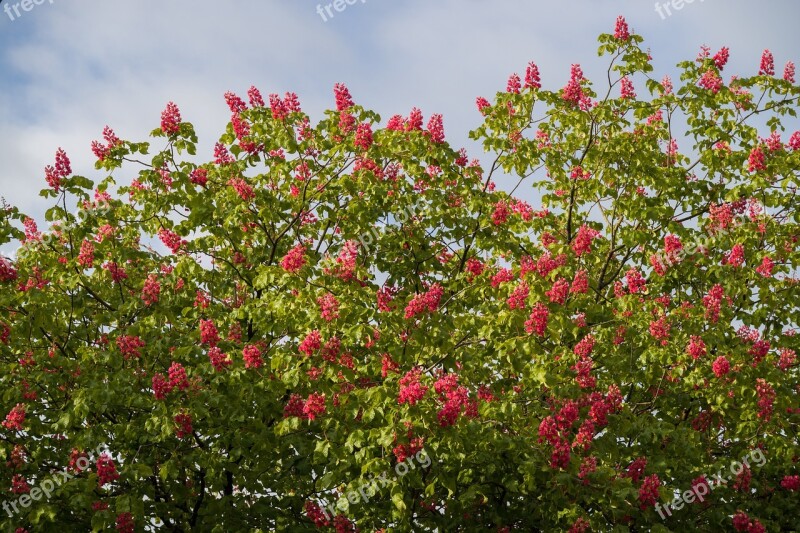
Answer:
[{"left": 1, "top": 16, "right": 799, "bottom": 532}]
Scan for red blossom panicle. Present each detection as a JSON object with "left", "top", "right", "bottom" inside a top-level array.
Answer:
[
  {"left": 168, "top": 362, "right": 190, "bottom": 391},
  {"left": 404, "top": 283, "right": 444, "bottom": 319},
  {"left": 354, "top": 122, "right": 373, "bottom": 151},
  {"left": 398, "top": 368, "right": 428, "bottom": 405},
  {"left": 613, "top": 16, "right": 630, "bottom": 41},
  {"left": 687, "top": 336, "right": 706, "bottom": 360},
  {"left": 318, "top": 293, "right": 340, "bottom": 321},
  {"left": 199, "top": 319, "right": 220, "bottom": 346},
  {"left": 702, "top": 284, "right": 726, "bottom": 323},
  {"left": 305, "top": 500, "right": 330, "bottom": 528},
  {"left": 96, "top": 453, "right": 119, "bottom": 487},
  {"left": 11, "top": 474, "right": 30, "bottom": 494},
  {"left": 247, "top": 85, "right": 265, "bottom": 107},
  {"left": 299, "top": 330, "right": 322, "bottom": 356},
  {"left": 2, "top": 404, "right": 26, "bottom": 430},
  {"left": 507, "top": 281, "right": 529, "bottom": 309},
  {"left": 625, "top": 268, "right": 646, "bottom": 294},
  {"left": 334, "top": 83, "right": 354, "bottom": 111},
  {"left": 427, "top": 113, "right": 445, "bottom": 143},
  {"left": 572, "top": 225, "right": 601, "bottom": 256},
  {"left": 725, "top": 243, "right": 745, "bottom": 266},
  {"left": 732, "top": 511, "right": 766, "bottom": 533},
  {"left": 224, "top": 91, "right": 247, "bottom": 114},
  {"left": 0, "top": 256, "right": 18, "bottom": 283},
  {"left": 208, "top": 347, "right": 232, "bottom": 372},
  {"left": 777, "top": 348, "right": 796, "bottom": 371},
  {"left": 571, "top": 269, "right": 589, "bottom": 294},
  {"left": 525, "top": 62, "right": 541, "bottom": 89},
  {"left": 525, "top": 303, "right": 549, "bottom": 336},
  {"left": 158, "top": 228, "right": 185, "bottom": 254},
  {"left": 759, "top": 49, "right": 775, "bottom": 76},
  {"left": 755, "top": 379, "right": 775, "bottom": 421},
  {"left": 115, "top": 512, "right": 134, "bottom": 533},
  {"left": 506, "top": 73, "right": 521, "bottom": 94},
  {"left": 712, "top": 355, "right": 730, "bottom": 378},
  {"left": 748, "top": 145, "right": 766, "bottom": 172},
  {"left": 44, "top": 147, "right": 72, "bottom": 191},
  {"left": 781, "top": 475, "right": 800, "bottom": 491},
  {"left": 116, "top": 335, "right": 144, "bottom": 360},
  {"left": 303, "top": 393, "right": 326, "bottom": 420},
  {"left": 160, "top": 102, "right": 182, "bottom": 135},
  {"left": 784, "top": 61, "right": 796, "bottom": 83},
  {"left": 699, "top": 69, "right": 723, "bottom": 93},
  {"left": 620, "top": 76, "right": 636, "bottom": 99},
  {"left": 476, "top": 96, "right": 491, "bottom": 115},
  {"left": 152, "top": 373, "right": 171, "bottom": 400},
  {"left": 755, "top": 256, "right": 774, "bottom": 277},
  {"left": 281, "top": 243, "right": 307, "bottom": 273},
  {"left": 546, "top": 278, "right": 570, "bottom": 304},
  {"left": 243, "top": 344, "right": 263, "bottom": 369},
  {"left": 22, "top": 217, "right": 41, "bottom": 242},
  {"left": 174, "top": 412, "right": 193, "bottom": 439},
  {"left": 562, "top": 64, "right": 592, "bottom": 110},
  {"left": 713, "top": 47, "right": 730, "bottom": 70},
  {"left": 141, "top": 274, "right": 161, "bottom": 306},
  {"left": 405, "top": 107, "right": 424, "bottom": 131},
  {"left": 227, "top": 177, "right": 255, "bottom": 201},
  {"left": 638, "top": 474, "right": 660, "bottom": 509}
]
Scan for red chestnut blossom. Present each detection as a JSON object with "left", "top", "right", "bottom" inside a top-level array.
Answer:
[
  {"left": 354, "top": 122, "right": 373, "bottom": 151},
  {"left": 546, "top": 278, "right": 570, "bottom": 304},
  {"left": 281, "top": 243, "right": 307, "bottom": 273},
  {"left": 475, "top": 96, "right": 491, "bottom": 115},
  {"left": 427, "top": 113, "right": 445, "bottom": 143},
  {"left": 160, "top": 102, "right": 182, "bottom": 135},
  {"left": 44, "top": 147, "right": 72, "bottom": 191},
  {"left": 699, "top": 69, "right": 723, "bottom": 93},
  {"left": 755, "top": 256, "right": 774, "bottom": 277},
  {"left": 199, "top": 319, "right": 220, "bottom": 346},
  {"left": 11, "top": 474, "right": 29, "bottom": 494},
  {"left": 687, "top": 336, "right": 706, "bottom": 360},
  {"left": 638, "top": 474, "right": 660, "bottom": 509},
  {"left": 620, "top": 76, "right": 636, "bottom": 99},
  {"left": 781, "top": 475, "right": 800, "bottom": 491},
  {"left": 712, "top": 356, "right": 730, "bottom": 378},
  {"left": 755, "top": 379, "right": 775, "bottom": 421},
  {"left": 571, "top": 270, "right": 589, "bottom": 294},
  {"left": 404, "top": 283, "right": 444, "bottom": 319},
  {"left": 116, "top": 335, "right": 145, "bottom": 360},
  {"left": 317, "top": 293, "right": 340, "bottom": 321},
  {"left": 333, "top": 83, "right": 354, "bottom": 111},
  {"left": 759, "top": 49, "right": 775, "bottom": 76},
  {"left": 525, "top": 303, "right": 549, "bottom": 336},
  {"left": 398, "top": 369, "right": 428, "bottom": 406},
  {"left": 299, "top": 330, "right": 322, "bottom": 356},
  {"left": 2, "top": 404, "right": 25, "bottom": 430},
  {"left": 174, "top": 412, "right": 193, "bottom": 439},
  {"left": 506, "top": 73, "right": 521, "bottom": 94},
  {"left": 784, "top": 61, "right": 796, "bottom": 83},
  {"left": 747, "top": 145, "right": 766, "bottom": 172},
  {"left": 242, "top": 344, "right": 263, "bottom": 369},
  {"left": 507, "top": 281, "right": 529, "bottom": 309},
  {"left": 524, "top": 61, "right": 541, "bottom": 89},
  {"left": 168, "top": 362, "right": 190, "bottom": 391},
  {"left": 613, "top": 15, "right": 630, "bottom": 41},
  {"left": 115, "top": 512, "right": 134, "bottom": 533},
  {"left": 96, "top": 453, "right": 119, "bottom": 487},
  {"left": 572, "top": 225, "right": 600, "bottom": 256},
  {"left": 303, "top": 393, "right": 326, "bottom": 420},
  {"left": 713, "top": 46, "right": 730, "bottom": 69}
]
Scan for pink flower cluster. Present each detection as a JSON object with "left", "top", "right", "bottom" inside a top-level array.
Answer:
[
  {"left": 404, "top": 283, "right": 444, "bottom": 319},
  {"left": 44, "top": 147, "right": 72, "bottom": 191}
]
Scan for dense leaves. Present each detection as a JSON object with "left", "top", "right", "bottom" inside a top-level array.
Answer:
[{"left": 1, "top": 18, "right": 799, "bottom": 532}]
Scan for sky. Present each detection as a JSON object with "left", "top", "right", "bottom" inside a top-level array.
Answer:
[{"left": 1, "top": 0, "right": 799, "bottom": 230}]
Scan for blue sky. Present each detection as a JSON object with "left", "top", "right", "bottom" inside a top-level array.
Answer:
[{"left": 1, "top": 0, "right": 799, "bottom": 222}]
